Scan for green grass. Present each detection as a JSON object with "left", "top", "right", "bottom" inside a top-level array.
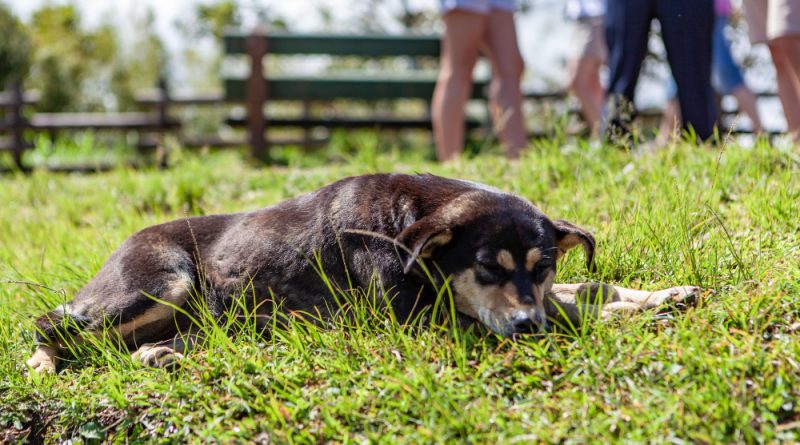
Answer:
[{"left": 1, "top": 137, "right": 799, "bottom": 443}]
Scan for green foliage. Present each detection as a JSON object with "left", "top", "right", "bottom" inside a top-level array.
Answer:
[
  {"left": 176, "top": 0, "right": 242, "bottom": 90},
  {"left": 11, "top": 4, "right": 166, "bottom": 112},
  {"left": 0, "top": 4, "right": 32, "bottom": 87},
  {"left": 176, "top": 0, "right": 287, "bottom": 90},
  {"left": 1, "top": 139, "right": 799, "bottom": 442},
  {"left": 109, "top": 8, "right": 167, "bottom": 111},
  {"left": 26, "top": 5, "right": 117, "bottom": 111},
  {"left": 178, "top": 0, "right": 242, "bottom": 40}
]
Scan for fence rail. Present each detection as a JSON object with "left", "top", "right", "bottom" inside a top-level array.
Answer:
[
  {"left": 0, "top": 79, "right": 250, "bottom": 172},
  {"left": 1, "top": 75, "right": 781, "bottom": 173}
]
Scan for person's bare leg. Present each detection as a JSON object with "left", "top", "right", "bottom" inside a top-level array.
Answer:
[
  {"left": 768, "top": 37, "right": 800, "bottom": 141},
  {"left": 568, "top": 57, "right": 605, "bottom": 135},
  {"left": 432, "top": 10, "right": 487, "bottom": 161},
  {"left": 729, "top": 86, "right": 764, "bottom": 134},
  {"left": 655, "top": 98, "right": 681, "bottom": 148},
  {"left": 485, "top": 9, "right": 527, "bottom": 158}
]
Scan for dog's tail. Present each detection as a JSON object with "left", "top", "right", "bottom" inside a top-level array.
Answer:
[{"left": 33, "top": 306, "right": 93, "bottom": 345}]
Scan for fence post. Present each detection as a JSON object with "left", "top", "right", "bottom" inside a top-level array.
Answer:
[
  {"left": 156, "top": 77, "right": 171, "bottom": 168},
  {"left": 157, "top": 76, "right": 171, "bottom": 131},
  {"left": 246, "top": 27, "right": 268, "bottom": 162},
  {"left": 9, "top": 80, "right": 26, "bottom": 171},
  {"left": 302, "top": 100, "right": 311, "bottom": 149}
]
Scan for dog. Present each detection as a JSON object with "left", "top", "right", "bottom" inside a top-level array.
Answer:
[{"left": 26, "top": 174, "right": 699, "bottom": 373}]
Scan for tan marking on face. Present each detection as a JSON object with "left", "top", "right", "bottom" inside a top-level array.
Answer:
[
  {"left": 420, "top": 230, "right": 453, "bottom": 258},
  {"left": 452, "top": 269, "right": 520, "bottom": 314},
  {"left": 528, "top": 271, "right": 554, "bottom": 325},
  {"left": 532, "top": 271, "right": 555, "bottom": 305},
  {"left": 496, "top": 249, "right": 515, "bottom": 271},
  {"left": 525, "top": 248, "right": 542, "bottom": 271},
  {"left": 452, "top": 268, "right": 546, "bottom": 335}
]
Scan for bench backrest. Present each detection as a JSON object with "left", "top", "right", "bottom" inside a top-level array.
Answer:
[
  {"left": 223, "top": 33, "right": 441, "bottom": 57},
  {"left": 222, "top": 32, "right": 487, "bottom": 101}
]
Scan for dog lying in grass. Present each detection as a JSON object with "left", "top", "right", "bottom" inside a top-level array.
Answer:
[{"left": 27, "top": 174, "right": 699, "bottom": 373}]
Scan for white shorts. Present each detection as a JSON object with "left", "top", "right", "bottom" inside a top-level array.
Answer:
[
  {"left": 743, "top": 0, "right": 800, "bottom": 43},
  {"left": 440, "top": 0, "right": 517, "bottom": 14}
]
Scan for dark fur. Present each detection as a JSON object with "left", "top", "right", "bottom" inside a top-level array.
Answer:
[{"left": 33, "top": 174, "right": 594, "bottom": 352}]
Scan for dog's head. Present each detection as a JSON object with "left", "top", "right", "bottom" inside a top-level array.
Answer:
[{"left": 396, "top": 190, "right": 594, "bottom": 336}]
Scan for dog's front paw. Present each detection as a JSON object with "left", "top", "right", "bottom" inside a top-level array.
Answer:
[
  {"left": 132, "top": 345, "right": 184, "bottom": 368},
  {"left": 631, "top": 285, "right": 701, "bottom": 309},
  {"left": 25, "top": 346, "right": 58, "bottom": 375},
  {"left": 26, "top": 355, "right": 56, "bottom": 374},
  {"left": 654, "top": 285, "right": 701, "bottom": 308}
]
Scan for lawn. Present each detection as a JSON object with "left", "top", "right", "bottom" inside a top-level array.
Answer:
[{"left": 1, "top": 137, "right": 799, "bottom": 443}]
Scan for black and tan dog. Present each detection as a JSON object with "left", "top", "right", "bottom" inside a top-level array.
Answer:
[{"left": 26, "top": 174, "right": 699, "bottom": 373}]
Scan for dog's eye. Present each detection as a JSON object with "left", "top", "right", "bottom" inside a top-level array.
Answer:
[
  {"left": 477, "top": 261, "right": 504, "bottom": 273},
  {"left": 475, "top": 261, "right": 509, "bottom": 283}
]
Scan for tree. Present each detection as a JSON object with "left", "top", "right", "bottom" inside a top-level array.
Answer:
[
  {"left": 27, "top": 5, "right": 117, "bottom": 111},
  {"left": 110, "top": 8, "right": 167, "bottom": 111},
  {"left": 0, "top": 4, "right": 32, "bottom": 88},
  {"left": 178, "top": 0, "right": 242, "bottom": 41},
  {"left": 175, "top": 0, "right": 287, "bottom": 89}
]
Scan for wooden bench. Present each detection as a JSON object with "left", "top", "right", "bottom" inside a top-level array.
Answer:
[{"left": 222, "top": 30, "right": 489, "bottom": 161}]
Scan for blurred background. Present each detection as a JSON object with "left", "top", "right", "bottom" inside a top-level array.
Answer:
[
  {"left": 2, "top": 1, "right": 779, "bottom": 109},
  {"left": 0, "top": 0, "right": 786, "bottom": 168}
]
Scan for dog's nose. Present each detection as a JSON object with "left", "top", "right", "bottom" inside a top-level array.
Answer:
[
  {"left": 511, "top": 312, "right": 548, "bottom": 334},
  {"left": 511, "top": 314, "right": 537, "bottom": 333},
  {"left": 513, "top": 318, "right": 536, "bottom": 333}
]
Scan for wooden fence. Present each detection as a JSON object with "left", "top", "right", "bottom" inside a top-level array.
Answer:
[
  {"left": 0, "top": 79, "right": 250, "bottom": 172},
  {"left": 0, "top": 76, "right": 780, "bottom": 173}
]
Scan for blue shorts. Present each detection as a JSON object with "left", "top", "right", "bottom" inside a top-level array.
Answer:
[
  {"left": 666, "top": 16, "right": 745, "bottom": 97},
  {"left": 440, "top": 0, "right": 517, "bottom": 14}
]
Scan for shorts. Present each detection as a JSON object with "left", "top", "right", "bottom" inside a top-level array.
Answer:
[
  {"left": 711, "top": 16, "right": 745, "bottom": 95},
  {"left": 742, "top": 0, "right": 800, "bottom": 43},
  {"left": 666, "top": 16, "right": 745, "bottom": 97},
  {"left": 440, "top": 0, "right": 517, "bottom": 14},
  {"left": 569, "top": 16, "right": 607, "bottom": 62}
]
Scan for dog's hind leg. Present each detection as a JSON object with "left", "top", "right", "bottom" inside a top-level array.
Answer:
[
  {"left": 27, "top": 234, "right": 201, "bottom": 373},
  {"left": 131, "top": 327, "right": 202, "bottom": 368},
  {"left": 26, "top": 305, "right": 93, "bottom": 374}
]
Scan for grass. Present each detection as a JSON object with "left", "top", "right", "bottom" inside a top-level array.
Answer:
[{"left": 1, "top": 135, "right": 799, "bottom": 443}]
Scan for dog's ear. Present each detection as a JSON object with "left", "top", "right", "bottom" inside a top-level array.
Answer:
[
  {"left": 395, "top": 220, "right": 453, "bottom": 274},
  {"left": 553, "top": 219, "right": 596, "bottom": 272}
]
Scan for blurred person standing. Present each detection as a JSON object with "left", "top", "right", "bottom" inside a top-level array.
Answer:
[
  {"left": 605, "top": 0, "right": 717, "bottom": 145},
  {"left": 658, "top": 0, "right": 764, "bottom": 146},
  {"left": 432, "top": 0, "right": 527, "bottom": 161},
  {"left": 743, "top": 0, "right": 800, "bottom": 142},
  {"left": 565, "top": 0, "right": 607, "bottom": 137}
]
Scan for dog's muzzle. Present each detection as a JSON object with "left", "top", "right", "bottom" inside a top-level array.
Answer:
[{"left": 509, "top": 311, "right": 548, "bottom": 335}]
